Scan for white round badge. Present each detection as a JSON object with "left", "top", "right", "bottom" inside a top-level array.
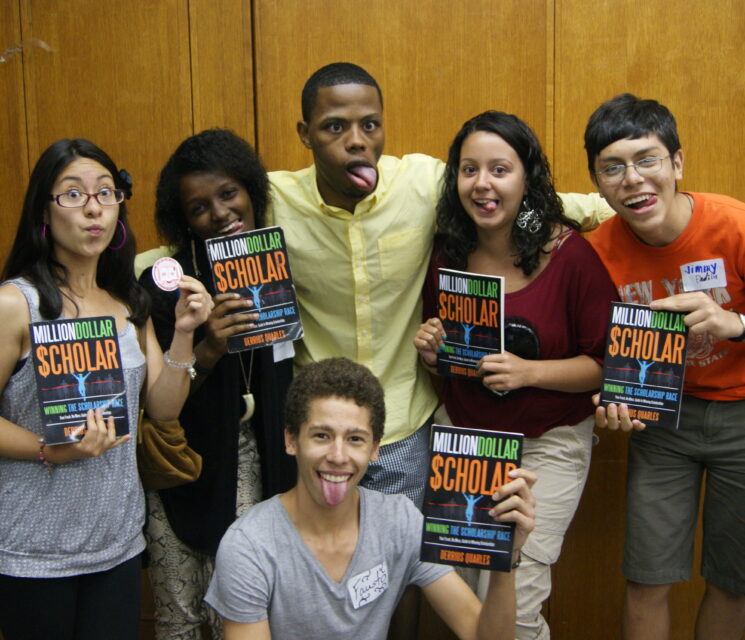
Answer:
[{"left": 152, "top": 257, "right": 183, "bottom": 291}]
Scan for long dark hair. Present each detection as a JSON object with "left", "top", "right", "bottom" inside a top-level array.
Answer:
[
  {"left": 2, "top": 138, "right": 148, "bottom": 324},
  {"left": 437, "top": 111, "right": 577, "bottom": 275},
  {"left": 155, "top": 129, "right": 270, "bottom": 253}
]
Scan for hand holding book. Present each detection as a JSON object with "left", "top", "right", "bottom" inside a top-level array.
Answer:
[
  {"left": 44, "top": 408, "right": 131, "bottom": 464},
  {"left": 477, "top": 352, "right": 537, "bottom": 393},
  {"left": 592, "top": 394, "right": 646, "bottom": 432},
  {"left": 650, "top": 291, "right": 744, "bottom": 340},
  {"left": 488, "top": 467, "right": 537, "bottom": 558},
  {"left": 197, "top": 293, "right": 259, "bottom": 365},
  {"left": 413, "top": 318, "right": 447, "bottom": 368}
]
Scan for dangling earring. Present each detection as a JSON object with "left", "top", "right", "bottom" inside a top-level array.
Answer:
[
  {"left": 108, "top": 220, "right": 127, "bottom": 250},
  {"left": 516, "top": 198, "right": 542, "bottom": 234},
  {"left": 41, "top": 223, "right": 48, "bottom": 237},
  {"left": 190, "top": 233, "right": 201, "bottom": 277}
]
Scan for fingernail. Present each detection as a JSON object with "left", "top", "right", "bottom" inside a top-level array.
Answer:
[{"left": 508, "top": 469, "right": 518, "bottom": 478}]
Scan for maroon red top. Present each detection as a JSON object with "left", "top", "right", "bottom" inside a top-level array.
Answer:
[{"left": 423, "top": 230, "right": 618, "bottom": 438}]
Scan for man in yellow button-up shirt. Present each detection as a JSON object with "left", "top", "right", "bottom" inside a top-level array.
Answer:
[{"left": 267, "top": 63, "right": 613, "bottom": 507}]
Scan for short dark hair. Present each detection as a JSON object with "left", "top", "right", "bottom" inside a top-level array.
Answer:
[
  {"left": 301, "top": 62, "right": 383, "bottom": 122},
  {"left": 584, "top": 93, "right": 681, "bottom": 173},
  {"left": 155, "top": 129, "right": 270, "bottom": 252},
  {"left": 437, "top": 110, "right": 576, "bottom": 276},
  {"left": 2, "top": 138, "right": 147, "bottom": 324},
  {"left": 285, "top": 357, "right": 386, "bottom": 442}
]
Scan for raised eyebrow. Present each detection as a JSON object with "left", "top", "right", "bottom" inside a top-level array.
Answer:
[{"left": 58, "top": 174, "right": 113, "bottom": 184}]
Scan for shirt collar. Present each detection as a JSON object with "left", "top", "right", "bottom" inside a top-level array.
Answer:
[{"left": 311, "top": 158, "right": 389, "bottom": 217}]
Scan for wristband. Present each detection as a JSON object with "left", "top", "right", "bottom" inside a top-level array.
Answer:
[
  {"left": 163, "top": 350, "right": 197, "bottom": 380},
  {"left": 38, "top": 438, "right": 54, "bottom": 475},
  {"left": 511, "top": 551, "right": 522, "bottom": 570}
]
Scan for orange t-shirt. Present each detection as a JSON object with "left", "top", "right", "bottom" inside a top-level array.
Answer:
[{"left": 589, "top": 192, "right": 745, "bottom": 401}]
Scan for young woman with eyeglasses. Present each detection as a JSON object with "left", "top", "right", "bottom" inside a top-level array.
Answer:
[
  {"left": 0, "top": 138, "right": 212, "bottom": 640},
  {"left": 414, "top": 111, "right": 618, "bottom": 639}
]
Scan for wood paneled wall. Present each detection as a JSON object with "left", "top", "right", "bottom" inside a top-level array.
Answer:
[
  {"left": 553, "top": 0, "right": 745, "bottom": 201},
  {"left": 2, "top": 2, "right": 744, "bottom": 639},
  {"left": 1, "top": 0, "right": 254, "bottom": 259},
  {"left": 253, "top": 0, "right": 551, "bottom": 172}
]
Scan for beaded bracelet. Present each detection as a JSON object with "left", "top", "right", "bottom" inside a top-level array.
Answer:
[
  {"left": 38, "top": 437, "right": 54, "bottom": 475},
  {"left": 163, "top": 350, "right": 197, "bottom": 380}
]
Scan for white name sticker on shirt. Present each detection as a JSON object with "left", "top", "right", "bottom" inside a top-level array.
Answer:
[
  {"left": 347, "top": 562, "right": 389, "bottom": 610},
  {"left": 680, "top": 259, "right": 727, "bottom": 292}
]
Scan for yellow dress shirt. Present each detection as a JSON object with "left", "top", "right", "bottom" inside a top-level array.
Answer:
[{"left": 268, "top": 154, "right": 614, "bottom": 446}]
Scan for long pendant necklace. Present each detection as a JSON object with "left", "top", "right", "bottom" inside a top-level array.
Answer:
[{"left": 238, "top": 351, "right": 255, "bottom": 422}]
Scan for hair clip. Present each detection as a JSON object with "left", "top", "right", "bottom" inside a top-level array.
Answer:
[{"left": 118, "top": 168, "right": 133, "bottom": 199}]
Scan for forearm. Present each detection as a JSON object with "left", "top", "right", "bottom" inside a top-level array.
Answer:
[
  {"left": 529, "top": 354, "right": 602, "bottom": 393},
  {"left": 145, "top": 328, "right": 195, "bottom": 420},
  {"left": 558, "top": 192, "right": 615, "bottom": 231},
  {"left": 476, "top": 571, "right": 516, "bottom": 640},
  {"left": 0, "top": 419, "right": 43, "bottom": 460}
]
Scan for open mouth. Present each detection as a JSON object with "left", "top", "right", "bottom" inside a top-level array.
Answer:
[
  {"left": 473, "top": 199, "right": 498, "bottom": 213},
  {"left": 216, "top": 219, "right": 244, "bottom": 235},
  {"left": 346, "top": 162, "right": 377, "bottom": 192},
  {"left": 318, "top": 471, "right": 353, "bottom": 506},
  {"left": 623, "top": 194, "right": 656, "bottom": 211}
]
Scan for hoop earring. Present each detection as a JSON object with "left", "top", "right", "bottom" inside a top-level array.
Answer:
[
  {"left": 515, "top": 199, "right": 542, "bottom": 234},
  {"left": 41, "top": 223, "right": 47, "bottom": 237},
  {"left": 108, "top": 219, "right": 127, "bottom": 251}
]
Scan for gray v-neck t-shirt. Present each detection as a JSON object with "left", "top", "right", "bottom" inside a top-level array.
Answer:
[{"left": 206, "top": 487, "right": 450, "bottom": 639}]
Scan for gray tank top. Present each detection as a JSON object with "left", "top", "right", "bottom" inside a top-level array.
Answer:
[{"left": 0, "top": 278, "right": 146, "bottom": 577}]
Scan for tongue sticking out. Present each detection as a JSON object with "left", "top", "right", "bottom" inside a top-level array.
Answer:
[
  {"left": 481, "top": 201, "right": 497, "bottom": 212},
  {"left": 347, "top": 165, "right": 377, "bottom": 191},
  {"left": 626, "top": 195, "right": 655, "bottom": 210},
  {"left": 320, "top": 475, "right": 350, "bottom": 506}
]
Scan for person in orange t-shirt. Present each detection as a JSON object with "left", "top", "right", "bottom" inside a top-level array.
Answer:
[{"left": 586, "top": 94, "right": 745, "bottom": 640}]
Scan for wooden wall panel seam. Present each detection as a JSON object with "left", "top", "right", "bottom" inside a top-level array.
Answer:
[
  {"left": 18, "top": 0, "right": 36, "bottom": 171},
  {"left": 187, "top": 0, "right": 197, "bottom": 135},
  {"left": 250, "top": 0, "right": 261, "bottom": 155},
  {"left": 545, "top": 0, "right": 556, "bottom": 169}
]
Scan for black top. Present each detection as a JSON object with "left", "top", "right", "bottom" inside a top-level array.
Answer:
[{"left": 139, "top": 240, "right": 296, "bottom": 555}]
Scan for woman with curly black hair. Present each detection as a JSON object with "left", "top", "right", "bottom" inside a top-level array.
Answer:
[
  {"left": 414, "top": 111, "right": 618, "bottom": 639},
  {"left": 138, "top": 129, "right": 295, "bottom": 640}
]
